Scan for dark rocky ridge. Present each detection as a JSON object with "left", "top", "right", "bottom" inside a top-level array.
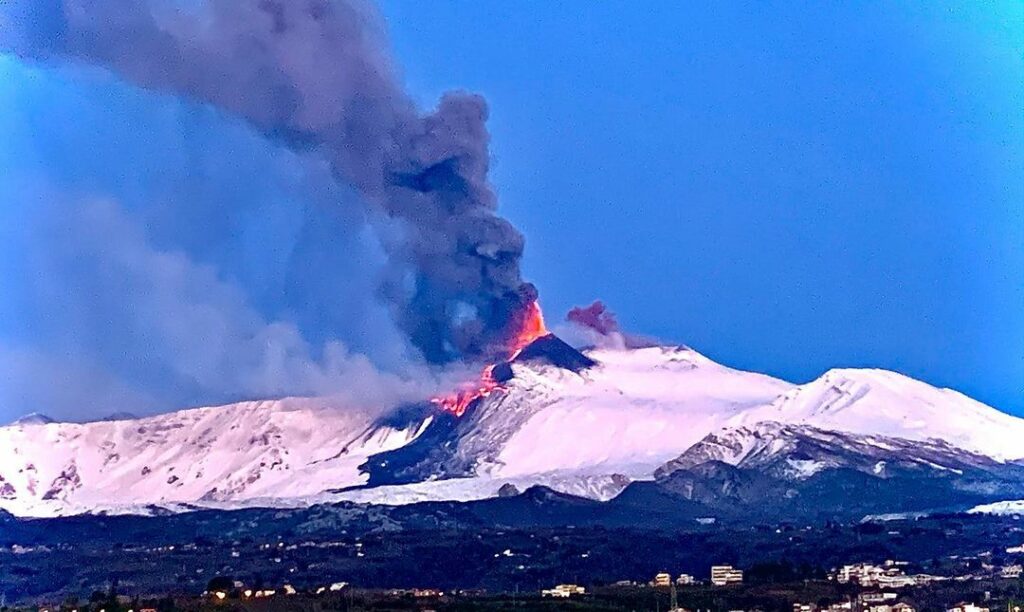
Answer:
[{"left": 359, "top": 334, "right": 595, "bottom": 487}]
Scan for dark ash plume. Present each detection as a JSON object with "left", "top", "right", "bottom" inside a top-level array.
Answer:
[{"left": 0, "top": 0, "right": 533, "bottom": 363}]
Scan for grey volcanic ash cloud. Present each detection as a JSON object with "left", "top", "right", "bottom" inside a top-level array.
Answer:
[
  {"left": 0, "top": 0, "right": 534, "bottom": 420},
  {"left": 1, "top": 0, "right": 533, "bottom": 363}
]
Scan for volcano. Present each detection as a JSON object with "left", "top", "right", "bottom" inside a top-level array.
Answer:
[
  {"left": 360, "top": 333, "right": 597, "bottom": 487},
  {"left": 3, "top": 339, "right": 1024, "bottom": 518},
  {"left": 511, "top": 334, "right": 596, "bottom": 369},
  {"left": 491, "top": 334, "right": 596, "bottom": 382},
  {"left": 430, "top": 300, "right": 557, "bottom": 416}
]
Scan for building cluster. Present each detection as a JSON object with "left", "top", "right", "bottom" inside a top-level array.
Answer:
[
  {"left": 385, "top": 588, "right": 447, "bottom": 598},
  {"left": 832, "top": 554, "right": 1024, "bottom": 587},
  {"left": 818, "top": 599, "right": 1003, "bottom": 612},
  {"left": 204, "top": 580, "right": 348, "bottom": 601},
  {"left": 711, "top": 565, "right": 744, "bottom": 586},
  {"left": 651, "top": 573, "right": 673, "bottom": 587},
  {"left": 204, "top": 581, "right": 490, "bottom": 602},
  {"left": 540, "top": 584, "right": 586, "bottom": 598},
  {"left": 641, "top": 556, "right": 1019, "bottom": 612},
  {"left": 944, "top": 551, "right": 1024, "bottom": 582},
  {"left": 642, "top": 565, "right": 741, "bottom": 589},
  {"left": 676, "top": 573, "right": 696, "bottom": 585},
  {"left": 603, "top": 565, "right": 743, "bottom": 593},
  {"left": 794, "top": 592, "right": 917, "bottom": 612},
  {"left": 1000, "top": 564, "right": 1022, "bottom": 579},
  {"left": 650, "top": 572, "right": 698, "bottom": 587},
  {"left": 832, "top": 560, "right": 943, "bottom": 589},
  {"left": 554, "top": 566, "right": 743, "bottom": 598}
]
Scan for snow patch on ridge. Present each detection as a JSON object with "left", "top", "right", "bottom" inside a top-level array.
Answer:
[{"left": 969, "top": 500, "right": 1024, "bottom": 516}]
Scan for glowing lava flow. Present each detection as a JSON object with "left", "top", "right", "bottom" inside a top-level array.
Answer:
[{"left": 431, "top": 301, "right": 549, "bottom": 416}]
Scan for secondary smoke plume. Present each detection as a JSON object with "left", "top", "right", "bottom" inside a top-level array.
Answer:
[
  {"left": 562, "top": 301, "right": 656, "bottom": 350},
  {"left": 567, "top": 301, "right": 620, "bottom": 337},
  {"left": 0, "top": 0, "right": 533, "bottom": 364}
]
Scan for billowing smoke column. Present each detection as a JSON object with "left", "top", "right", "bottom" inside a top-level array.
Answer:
[{"left": 0, "top": 0, "right": 534, "bottom": 364}]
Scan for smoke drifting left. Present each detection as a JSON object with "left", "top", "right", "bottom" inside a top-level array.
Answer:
[
  {"left": 1, "top": 0, "right": 531, "bottom": 364},
  {"left": 0, "top": 0, "right": 539, "bottom": 419}
]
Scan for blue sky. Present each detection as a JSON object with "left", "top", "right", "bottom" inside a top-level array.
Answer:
[
  {"left": 0, "top": 2, "right": 1020, "bottom": 421},
  {"left": 378, "top": 1, "right": 1024, "bottom": 415}
]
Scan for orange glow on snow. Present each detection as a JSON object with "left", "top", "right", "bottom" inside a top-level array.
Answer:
[{"left": 431, "top": 301, "right": 549, "bottom": 416}]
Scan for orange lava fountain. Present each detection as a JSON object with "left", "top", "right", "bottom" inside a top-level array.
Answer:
[
  {"left": 431, "top": 301, "right": 549, "bottom": 416},
  {"left": 508, "top": 300, "right": 549, "bottom": 353}
]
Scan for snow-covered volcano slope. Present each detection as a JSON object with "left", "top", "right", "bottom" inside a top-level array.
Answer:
[
  {"left": 388, "top": 344, "right": 1024, "bottom": 485},
  {"left": 0, "top": 398, "right": 431, "bottom": 517},
  {"left": 461, "top": 345, "right": 794, "bottom": 478},
  {"left": 729, "top": 368, "right": 1024, "bottom": 460},
  {"left": 1, "top": 341, "right": 1022, "bottom": 517}
]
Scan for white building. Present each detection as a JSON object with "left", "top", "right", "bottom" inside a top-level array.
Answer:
[
  {"left": 1001, "top": 564, "right": 1023, "bottom": 579},
  {"left": 541, "top": 584, "right": 586, "bottom": 598},
  {"left": 711, "top": 565, "right": 744, "bottom": 586},
  {"left": 652, "top": 572, "right": 672, "bottom": 587},
  {"left": 946, "top": 604, "right": 989, "bottom": 612},
  {"left": 836, "top": 562, "right": 915, "bottom": 587},
  {"left": 859, "top": 593, "right": 898, "bottom": 605},
  {"left": 676, "top": 574, "right": 696, "bottom": 585},
  {"left": 836, "top": 563, "right": 886, "bottom": 586},
  {"left": 877, "top": 574, "right": 917, "bottom": 589}
]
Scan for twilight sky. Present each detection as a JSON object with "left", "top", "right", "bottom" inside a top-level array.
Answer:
[
  {"left": 0, "top": 2, "right": 1021, "bottom": 422},
  {"left": 380, "top": 1, "right": 1024, "bottom": 415}
]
